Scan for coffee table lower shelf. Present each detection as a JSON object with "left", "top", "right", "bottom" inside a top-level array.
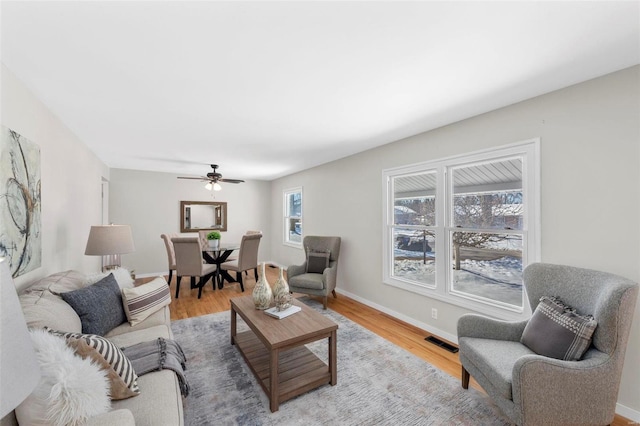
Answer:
[{"left": 234, "top": 330, "right": 331, "bottom": 409}]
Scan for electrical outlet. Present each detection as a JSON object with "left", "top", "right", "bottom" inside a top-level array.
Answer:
[{"left": 431, "top": 308, "right": 438, "bottom": 319}]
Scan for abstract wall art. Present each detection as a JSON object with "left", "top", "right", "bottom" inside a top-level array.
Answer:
[{"left": 0, "top": 126, "right": 41, "bottom": 277}]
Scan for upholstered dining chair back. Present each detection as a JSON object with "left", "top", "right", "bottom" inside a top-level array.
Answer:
[
  {"left": 236, "top": 232, "right": 262, "bottom": 271},
  {"left": 457, "top": 262, "right": 638, "bottom": 426},
  {"left": 171, "top": 236, "right": 217, "bottom": 299},
  {"left": 198, "top": 231, "right": 208, "bottom": 249},
  {"left": 160, "top": 233, "right": 178, "bottom": 284},
  {"left": 218, "top": 232, "right": 262, "bottom": 292}
]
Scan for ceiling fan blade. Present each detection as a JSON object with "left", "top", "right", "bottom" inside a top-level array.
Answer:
[
  {"left": 219, "top": 178, "right": 245, "bottom": 184},
  {"left": 177, "top": 176, "right": 208, "bottom": 180}
]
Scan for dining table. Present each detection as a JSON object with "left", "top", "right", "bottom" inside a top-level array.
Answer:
[{"left": 202, "top": 244, "right": 240, "bottom": 289}]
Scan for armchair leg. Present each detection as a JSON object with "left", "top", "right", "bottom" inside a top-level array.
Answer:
[
  {"left": 461, "top": 366, "right": 470, "bottom": 389},
  {"left": 175, "top": 276, "right": 182, "bottom": 299},
  {"left": 323, "top": 296, "right": 328, "bottom": 310},
  {"left": 332, "top": 289, "right": 337, "bottom": 298},
  {"left": 168, "top": 270, "right": 173, "bottom": 285},
  {"left": 254, "top": 267, "right": 258, "bottom": 281}
]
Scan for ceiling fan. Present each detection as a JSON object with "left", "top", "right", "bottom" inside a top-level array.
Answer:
[{"left": 177, "top": 164, "right": 244, "bottom": 191}]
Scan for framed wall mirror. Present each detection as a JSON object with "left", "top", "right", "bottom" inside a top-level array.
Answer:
[{"left": 180, "top": 201, "right": 227, "bottom": 233}]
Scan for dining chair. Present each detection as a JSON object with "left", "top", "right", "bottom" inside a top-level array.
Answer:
[
  {"left": 171, "top": 237, "right": 217, "bottom": 299},
  {"left": 219, "top": 233, "right": 262, "bottom": 292},
  {"left": 160, "top": 233, "right": 178, "bottom": 285},
  {"left": 287, "top": 236, "right": 341, "bottom": 309}
]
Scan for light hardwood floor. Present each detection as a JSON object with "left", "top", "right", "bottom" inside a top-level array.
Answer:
[{"left": 147, "top": 265, "right": 629, "bottom": 426}]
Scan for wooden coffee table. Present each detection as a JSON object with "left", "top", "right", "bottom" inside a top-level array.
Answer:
[{"left": 230, "top": 296, "right": 338, "bottom": 412}]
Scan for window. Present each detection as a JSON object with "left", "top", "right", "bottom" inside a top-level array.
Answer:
[
  {"left": 383, "top": 140, "right": 539, "bottom": 319},
  {"left": 284, "top": 187, "right": 302, "bottom": 246}
]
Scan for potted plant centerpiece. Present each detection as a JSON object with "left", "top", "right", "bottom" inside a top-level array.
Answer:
[{"left": 206, "top": 231, "right": 221, "bottom": 249}]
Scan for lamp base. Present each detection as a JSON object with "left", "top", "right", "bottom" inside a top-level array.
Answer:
[{"left": 102, "top": 254, "right": 121, "bottom": 272}]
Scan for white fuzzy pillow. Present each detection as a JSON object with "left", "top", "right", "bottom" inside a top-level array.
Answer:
[
  {"left": 15, "top": 329, "right": 111, "bottom": 426},
  {"left": 84, "top": 268, "right": 134, "bottom": 289}
]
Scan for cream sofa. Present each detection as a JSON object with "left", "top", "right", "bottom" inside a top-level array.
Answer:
[{"left": 2, "top": 270, "right": 184, "bottom": 426}]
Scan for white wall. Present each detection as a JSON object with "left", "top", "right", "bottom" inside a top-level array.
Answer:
[
  {"left": 1, "top": 65, "right": 108, "bottom": 292},
  {"left": 108, "top": 168, "right": 272, "bottom": 276},
  {"left": 269, "top": 66, "right": 640, "bottom": 417}
]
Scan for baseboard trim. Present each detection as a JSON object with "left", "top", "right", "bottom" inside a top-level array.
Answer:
[
  {"left": 615, "top": 402, "right": 640, "bottom": 423},
  {"left": 335, "top": 288, "right": 459, "bottom": 345}
]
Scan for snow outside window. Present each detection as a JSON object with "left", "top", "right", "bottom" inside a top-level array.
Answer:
[
  {"left": 284, "top": 187, "right": 302, "bottom": 247},
  {"left": 382, "top": 140, "right": 540, "bottom": 319}
]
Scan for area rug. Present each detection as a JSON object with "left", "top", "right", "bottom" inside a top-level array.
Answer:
[{"left": 170, "top": 298, "right": 511, "bottom": 426}]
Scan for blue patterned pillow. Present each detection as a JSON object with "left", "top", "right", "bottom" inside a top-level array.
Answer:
[{"left": 61, "top": 273, "right": 127, "bottom": 335}]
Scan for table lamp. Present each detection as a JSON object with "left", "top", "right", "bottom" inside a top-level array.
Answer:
[
  {"left": 84, "top": 224, "right": 135, "bottom": 271},
  {"left": 0, "top": 257, "right": 41, "bottom": 418}
]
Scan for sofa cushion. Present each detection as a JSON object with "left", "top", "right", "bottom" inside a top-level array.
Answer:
[
  {"left": 106, "top": 308, "right": 171, "bottom": 338},
  {"left": 107, "top": 324, "right": 173, "bottom": 348},
  {"left": 61, "top": 274, "right": 127, "bottom": 336},
  {"left": 15, "top": 329, "right": 110, "bottom": 426},
  {"left": 20, "top": 290, "right": 82, "bottom": 333},
  {"left": 25, "top": 270, "right": 87, "bottom": 294},
  {"left": 85, "top": 268, "right": 135, "bottom": 289},
  {"left": 47, "top": 328, "right": 140, "bottom": 399},
  {"left": 111, "top": 369, "right": 184, "bottom": 426},
  {"left": 122, "top": 277, "right": 171, "bottom": 326},
  {"left": 521, "top": 296, "right": 597, "bottom": 361}
]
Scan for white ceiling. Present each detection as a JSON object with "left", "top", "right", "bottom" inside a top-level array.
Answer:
[{"left": 1, "top": 1, "right": 639, "bottom": 181}]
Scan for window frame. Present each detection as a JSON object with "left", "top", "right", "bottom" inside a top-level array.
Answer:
[
  {"left": 382, "top": 139, "right": 540, "bottom": 320},
  {"left": 283, "top": 187, "right": 303, "bottom": 248}
]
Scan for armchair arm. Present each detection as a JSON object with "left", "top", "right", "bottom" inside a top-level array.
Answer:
[
  {"left": 287, "top": 263, "right": 306, "bottom": 279},
  {"left": 86, "top": 409, "right": 135, "bottom": 426},
  {"left": 457, "top": 314, "right": 528, "bottom": 342},
  {"left": 512, "top": 349, "right": 614, "bottom": 425},
  {"left": 323, "top": 263, "right": 338, "bottom": 292}
]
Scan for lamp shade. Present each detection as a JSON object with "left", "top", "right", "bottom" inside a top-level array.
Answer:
[
  {"left": 84, "top": 225, "right": 135, "bottom": 256},
  {"left": 0, "top": 257, "right": 41, "bottom": 417}
]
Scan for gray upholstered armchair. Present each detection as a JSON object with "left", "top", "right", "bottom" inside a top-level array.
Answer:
[
  {"left": 458, "top": 263, "right": 638, "bottom": 426},
  {"left": 287, "top": 236, "right": 341, "bottom": 309}
]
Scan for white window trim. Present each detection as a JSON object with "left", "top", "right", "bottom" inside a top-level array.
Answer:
[
  {"left": 283, "top": 186, "right": 303, "bottom": 248},
  {"left": 382, "top": 139, "right": 540, "bottom": 320}
]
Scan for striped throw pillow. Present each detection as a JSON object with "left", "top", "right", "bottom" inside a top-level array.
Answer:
[
  {"left": 45, "top": 328, "right": 139, "bottom": 400},
  {"left": 122, "top": 277, "right": 171, "bottom": 326}
]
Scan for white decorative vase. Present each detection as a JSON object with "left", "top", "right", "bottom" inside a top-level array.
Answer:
[
  {"left": 273, "top": 267, "right": 292, "bottom": 311},
  {"left": 252, "top": 263, "right": 273, "bottom": 310},
  {"left": 209, "top": 239, "right": 219, "bottom": 249}
]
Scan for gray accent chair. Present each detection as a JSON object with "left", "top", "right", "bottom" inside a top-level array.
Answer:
[
  {"left": 171, "top": 237, "right": 217, "bottom": 299},
  {"left": 287, "top": 236, "right": 341, "bottom": 309},
  {"left": 458, "top": 263, "right": 638, "bottom": 426},
  {"left": 219, "top": 232, "right": 262, "bottom": 292},
  {"left": 160, "top": 233, "right": 178, "bottom": 285}
]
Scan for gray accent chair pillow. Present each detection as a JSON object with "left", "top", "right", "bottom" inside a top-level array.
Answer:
[
  {"left": 61, "top": 273, "right": 127, "bottom": 336},
  {"left": 306, "top": 250, "right": 330, "bottom": 273},
  {"left": 521, "top": 296, "right": 597, "bottom": 361}
]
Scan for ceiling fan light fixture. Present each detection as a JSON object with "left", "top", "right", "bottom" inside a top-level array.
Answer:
[
  {"left": 205, "top": 182, "right": 213, "bottom": 191},
  {"left": 213, "top": 182, "right": 222, "bottom": 191}
]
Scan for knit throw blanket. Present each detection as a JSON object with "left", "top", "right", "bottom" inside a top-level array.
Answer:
[{"left": 122, "top": 337, "right": 190, "bottom": 397}]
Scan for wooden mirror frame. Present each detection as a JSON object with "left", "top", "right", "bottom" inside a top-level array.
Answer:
[{"left": 180, "top": 201, "right": 227, "bottom": 233}]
